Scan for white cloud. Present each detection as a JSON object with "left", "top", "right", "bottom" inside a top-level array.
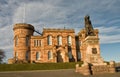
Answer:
[
  {"left": 96, "top": 26, "right": 120, "bottom": 33},
  {"left": 0, "top": 25, "right": 13, "bottom": 49},
  {"left": 13, "top": 1, "right": 71, "bottom": 25},
  {"left": 96, "top": 26, "right": 120, "bottom": 44},
  {"left": 100, "top": 34, "right": 120, "bottom": 44}
]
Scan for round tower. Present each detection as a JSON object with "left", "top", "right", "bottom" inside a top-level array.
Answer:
[{"left": 13, "top": 23, "right": 34, "bottom": 62}]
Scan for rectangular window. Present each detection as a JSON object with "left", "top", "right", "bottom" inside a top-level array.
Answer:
[
  {"left": 39, "top": 40, "right": 41, "bottom": 46},
  {"left": 15, "top": 36, "right": 18, "bottom": 46},
  {"left": 34, "top": 40, "right": 42, "bottom": 47},
  {"left": 37, "top": 40, "right": 39, "bottom": 46},
  {"left": 34, "top": 40, "right": 36, "bottom": 46},
  {"left": 26, "top": 36, "right": 29, "bottom": 46}
]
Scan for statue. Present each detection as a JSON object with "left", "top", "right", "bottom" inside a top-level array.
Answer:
[{"left": 84, "top": 15, "right": 95, "bottom": 37}]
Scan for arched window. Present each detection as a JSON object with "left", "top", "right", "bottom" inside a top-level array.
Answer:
[
  {"left": 48, "top": 51, "right": 53, "bottom": 60},
  {"left": 26, "top": 51, "right": 29, "bottom": 60},
  {"left": 67, "top": 36, "right": 72, "bottom": 46},
  {"left": 36, "top": 52, "right": 40, "bottom": 60},
  {"left": 15, "top": 36, "right": 18, "bottom": 46},
  {"left": 57, "top": 36, "right": 62, "bottom": 45},
  {"left": 47, "top": 35, "right": 52, "bottom": 45}
]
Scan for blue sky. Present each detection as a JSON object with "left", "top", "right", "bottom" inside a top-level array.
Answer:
[{"left": 0, "top": 0, "right": 120, "bottom": 63}]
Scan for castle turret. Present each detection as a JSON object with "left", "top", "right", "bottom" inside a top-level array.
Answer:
[{"left": 13, "top": 23, "right": 34, "bottom": 62}]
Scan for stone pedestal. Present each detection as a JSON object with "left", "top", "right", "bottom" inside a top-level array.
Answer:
[
  {"left": 76, "top": 62, "right": 91, "bottom": 75},
  {"left": 76, "top": 61, "right": 116, "bottom": 75},
  {"left": 79, "top": 29, "right": 106, "bottom": 65},
  {"left": 76, "top": 29, "right": 116, "bottom": 75},
  {"left": 81, "top": 35, "right": 105, "bottom": 65},
  {"left": 109, "top": 61, "right": 116, "bottom": 73}
]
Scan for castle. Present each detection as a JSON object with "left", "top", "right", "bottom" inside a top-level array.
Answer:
[
  {"left": 8, "top": 15, "right": 116, "bottom": 75},
  {"left": 8, "top": 16, "right": 105, "bottom": 64}
]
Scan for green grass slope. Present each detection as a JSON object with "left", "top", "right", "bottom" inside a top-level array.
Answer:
[{"left": 0, "top": 62, "right": 83, "bottom": 71}]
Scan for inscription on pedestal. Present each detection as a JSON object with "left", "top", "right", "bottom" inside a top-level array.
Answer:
[{"left": 92, "top": 48, "right": 97, "bottom": 54}]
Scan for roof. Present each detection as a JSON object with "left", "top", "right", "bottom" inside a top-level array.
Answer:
[{"left": 43, "top": 28, "right": 75, "bottom": 33}]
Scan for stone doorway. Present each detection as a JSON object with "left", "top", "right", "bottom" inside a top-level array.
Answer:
[{"left": 56, "top": 50, "right": 63, "bottom": 63}]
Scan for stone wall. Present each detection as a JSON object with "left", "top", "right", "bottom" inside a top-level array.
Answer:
[
  {"left": 12, "top": 24, "right": 78, "bottom": 63},
  {"left": 76, "top": 61, "right": 116, "bottom": 75}
]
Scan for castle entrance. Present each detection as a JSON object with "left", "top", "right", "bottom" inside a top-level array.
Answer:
[{"left": 56, "top": 50, "right": 63, "bottom": 63}]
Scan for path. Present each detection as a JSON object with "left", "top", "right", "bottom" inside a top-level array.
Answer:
[{"left": 0, "top": 69, "right": 120, "bottom": 77}]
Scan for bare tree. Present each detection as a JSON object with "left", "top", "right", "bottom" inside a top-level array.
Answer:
[{"left": 0, "top": 49, "right": 5, "bottom": 64}]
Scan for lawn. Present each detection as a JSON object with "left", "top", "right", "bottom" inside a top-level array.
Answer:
[{"left": 0, "top": 62, "right": 83, "bottom": 71}]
